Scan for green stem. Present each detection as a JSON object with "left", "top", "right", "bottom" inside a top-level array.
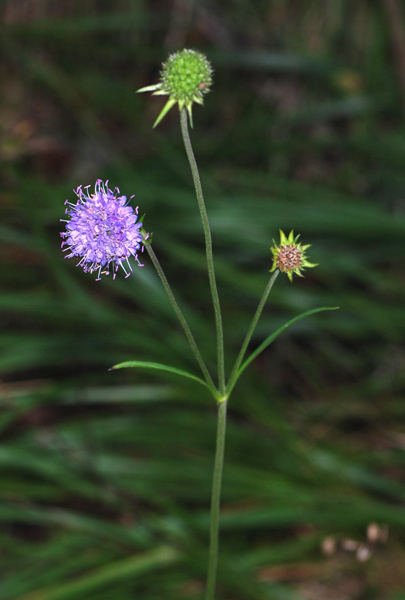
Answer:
[
  {"left": 206, "top": 399, "right": 227, "bottom": 600},
  {"left": 180, "top": 108, "right": 225, "bottom": 396},
  {"left": 226, "top": 270, "right": 279, "bottom": 397},
  {"left": 145, "top": 243, "right": 217, "bottom": 396}
]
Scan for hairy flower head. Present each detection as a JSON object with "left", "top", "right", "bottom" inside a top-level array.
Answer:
[
  {"left": 60, "top": 180, "right": 147, "bottom": 281},
  {"left": 137, "top": 48, "right": 213, "bottom": 127},
  {"left": 270, "top": 230, "right": 317, "bottom": 282}
]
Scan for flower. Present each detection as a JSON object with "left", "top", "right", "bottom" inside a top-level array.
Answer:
[
  {"left": 270, "top": 230, "right": 317, "bottom": 282},
  {"left": 60, "top": 180, "right": 147, "bottom": 281},
  {"left": 137, "top": 48, "right": 213, "bottom": 127}
]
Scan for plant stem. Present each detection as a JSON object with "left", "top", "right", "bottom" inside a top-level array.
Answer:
[
  {"left": 145, "top": 243, "right": 217, "bottom": 396},
  {"left": 180, "top": 108, "right": 225, "bottom": 396},
  {"left": 226, "top": 270, "right": 279, "bottom": 396},
  {"left": 206, "top": 399, "right": 227, "bottom": 600}
]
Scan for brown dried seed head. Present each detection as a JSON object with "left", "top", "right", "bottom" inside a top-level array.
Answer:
[{"left": 277, "top": 244, "right": 302, "bottom": 271}]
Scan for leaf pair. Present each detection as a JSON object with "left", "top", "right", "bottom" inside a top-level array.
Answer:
[{"left": 111, "top": 306, "right": 338, "bottom": 400}]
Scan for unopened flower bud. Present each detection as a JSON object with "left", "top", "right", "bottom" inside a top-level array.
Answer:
[{"left": 137, "top": 49, "right": 213, "bottom": 127}]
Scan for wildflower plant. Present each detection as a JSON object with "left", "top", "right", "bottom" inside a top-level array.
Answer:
[{"left": 61, "top": 49, "right": 337, "bottom": 600}]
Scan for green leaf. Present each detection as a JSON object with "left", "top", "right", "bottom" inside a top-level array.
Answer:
[
  {"left": 110, "top": 360, "right": 209, "bottom": 389},
  {"left": 227, "top": 306, "right": 339, "bottom": 395}
]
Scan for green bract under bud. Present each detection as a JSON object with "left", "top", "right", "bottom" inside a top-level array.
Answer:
[{"left": 137, "top": 49, "right": 213, "bottom": 128}]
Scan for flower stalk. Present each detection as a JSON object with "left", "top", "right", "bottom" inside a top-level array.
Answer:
[
  {"left": 226, "top": 269, "right": 279, "bottom": 397},
  {"left": 145, "top": 243, "right": 217, "bottom": 395},
  {"left": 180, "top": 108, "right": 226, "bottom": 397}
]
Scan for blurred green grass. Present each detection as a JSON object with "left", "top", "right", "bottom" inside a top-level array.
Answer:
[{"left": 1, "top": 1, "right": 405, "bottom": 599}]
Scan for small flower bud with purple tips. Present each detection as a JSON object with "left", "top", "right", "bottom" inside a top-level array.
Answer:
[
  {"left": 60, "top": 180, "right": 147, "bottom": 281},
  {"left": 270, "top": 230, "right": 318, "bottom": 283}
]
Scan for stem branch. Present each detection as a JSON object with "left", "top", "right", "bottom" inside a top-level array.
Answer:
[
  {"left": 180, "top": 108, "right": 225, "bottom": 396},
  {"left": 145, "top": 243, "right": 217, "bottom": 394},
  {"left": 226, "top": 270, "right": 279, "bottom": 396}
]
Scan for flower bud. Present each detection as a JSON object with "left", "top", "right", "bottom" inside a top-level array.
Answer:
[
  {"left": 137, "top": 49, "right": 213, "bottom": 127},
  {"left": 270, "top": 230, "right": 317, "bottom": 282}
]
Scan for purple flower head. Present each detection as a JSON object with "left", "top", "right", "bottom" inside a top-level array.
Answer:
[{"left": 60, "top": 180, "right": 146, "bottom": 281}]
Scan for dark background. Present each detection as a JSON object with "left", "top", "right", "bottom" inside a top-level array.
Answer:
[{"left": 1, "top": 1, "right": 405, "bottom": 599}]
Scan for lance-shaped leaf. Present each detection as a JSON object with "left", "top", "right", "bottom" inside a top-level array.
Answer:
[
  {"left": 110, "top": 360, "right": 209, "bottom": 390},
  {"left": 226, "top": 306, "right": 339, "bottom": 395}
]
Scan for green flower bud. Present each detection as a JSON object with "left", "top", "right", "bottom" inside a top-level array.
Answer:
[{"left": 137, "top": 49, "right": 213, "bottom": 127}]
